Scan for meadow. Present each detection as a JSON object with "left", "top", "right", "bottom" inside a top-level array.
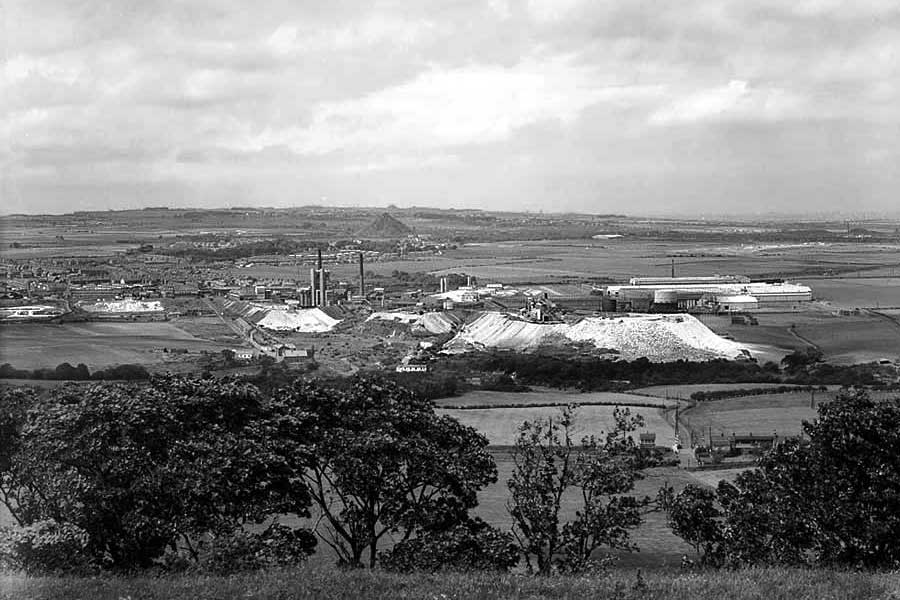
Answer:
[
  {"left": 437, "top": 405, "right": 677, "bottom": 447},
  {"left": 0, "top": 322, "right": 228, "bottom": 370},
  {"left": 678, "top": 391, "right": 825, "bottom": 440},
  {"left": 436, "top": 389, "right": 672, "bottom": 408}
]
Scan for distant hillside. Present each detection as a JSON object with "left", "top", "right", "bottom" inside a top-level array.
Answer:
[{"left": 355, "top": 213, "right": 413, "bottom": 238}]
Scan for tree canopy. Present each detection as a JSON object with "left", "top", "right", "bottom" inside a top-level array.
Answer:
[
  {"left": 507, "top": 405, "right": 652, "bottom": 574},
  {"left": 0, "top": 378, "right": 315, "bottom": 572},
  {"left": 663, "top": 389, "right": 900, "bottom": 569},
  {"left": 277, "top": 375, "right": 497, "bottom": 567}
]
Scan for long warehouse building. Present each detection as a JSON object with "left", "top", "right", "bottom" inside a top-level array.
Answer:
[{"left": 604, "top": 277, "right": 812, "bottom": 312}]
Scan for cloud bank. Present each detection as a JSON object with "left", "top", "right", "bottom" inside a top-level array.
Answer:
[{"left": 3, "top": 0, "right": 899, "bottom": 215}]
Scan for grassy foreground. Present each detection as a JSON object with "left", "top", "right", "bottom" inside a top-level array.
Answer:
[{"left": 2, "top": 566, "right": 899, "bottom": 600}]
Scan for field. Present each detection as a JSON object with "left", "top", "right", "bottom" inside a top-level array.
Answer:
[
  {"left": 793, "top": 313, "right": 900, "bottom": 364},
  {"left": 698, "top": 310, "right": 900, "bottom": 365},
  {"left": 4, "top": 566, "right": 899, "bottom": 600},
  {"left": 232, "top": 238, "right": 900, "bottom": 290},
  {"left": 429, "top": 390, "right": 704, "bottom": 566},
  {"left": 0, "top": 322, "right": 230, "bottom": 370},
  {"left": 811, "top": 277, "right": 900, "bottom": 308},
  {"left": 436, "top": 389, "right": 672, "bottom": 408},
  {"left": 438, "top": 405, "right": 676, "bottom": 447},
  {"left": 678, "top": 391, "right": 825, "bottom": 441}
]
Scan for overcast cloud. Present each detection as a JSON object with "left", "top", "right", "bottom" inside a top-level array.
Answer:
[{"left": 2, "top": 0, "right": 899, "bottom": 215}]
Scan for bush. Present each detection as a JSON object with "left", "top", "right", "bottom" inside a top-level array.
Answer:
[
  {"left": 194, "top": 525, "right": 317, "bottom": 575},
  {"left": 380, "top": 520, "right": 518, "bottom": 573},
  {"left": 0, "top": 520, "right": 93, "bottom": 575},
  {"left": 480, "top": 373, "right": 529, "bottom": 392},
  {"left": 91, "top": 363, "right": 150, "bottom": 380}
]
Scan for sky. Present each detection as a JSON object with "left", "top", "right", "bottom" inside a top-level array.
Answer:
[{"left": 3, "top": 0, "right": 899, "bottom": 217}]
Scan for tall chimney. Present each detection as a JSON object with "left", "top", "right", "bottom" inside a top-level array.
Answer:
[
  {"left": 671, "top": 258, "right": 675, "bottom": 278},
  {"left": 317, "top": 248, "right": 323, "bottom": 270},
  {"left": 358, "top": 252, "right": 365, "bottom": 297}
]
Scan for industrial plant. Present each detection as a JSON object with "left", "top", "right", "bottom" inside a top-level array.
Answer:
[{"left": 602, "top": 275, "right": 813, "bottom": 313}]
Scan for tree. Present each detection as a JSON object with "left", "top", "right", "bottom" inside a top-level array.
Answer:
[
  {"left": 506, "top": 405, "right": 651, "bottom": 574},
  {"left": 780, "top": 347, "right": 823, "bottom": 372},
  {"left": 379, "top": 517, "right": 518, "bottom": 573},
  {"left": 658, "top": 483, "right": 722, "bottom": 565},
  {"left": 0, "top": 378, "right": 315, "bottom": 572},
  {"left": 278, "top": 375, "right": 496, "bottom": 568},
  {"left": 663, "top": 389, "right": 900, "bottom": 569}
]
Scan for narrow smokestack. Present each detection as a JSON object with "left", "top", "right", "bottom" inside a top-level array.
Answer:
[
  {"left": 358, "top": 252, "right": 365, "bottom": 297},
  {"left": 671, "top": 258, "right": 675, "bottom": 278}
]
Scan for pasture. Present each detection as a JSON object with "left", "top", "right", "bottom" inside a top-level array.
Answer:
[
  {"left": 812, "top": 277, "right": 900, "bottom": 308},
  {"left": 436, "top": 389, "right": 671, "bottom": 408},
  {"left": 0, "top": 322, "right": 228, "bottom": 370},
  {"left": 437, "top": 404, "right": 676, "bottom": 447},
  {"left": 793, "top": 313, "right": 900, "bottom": 364},
  {"left": 678, "top": 391, "right": 824, "bottom": 441},
  {"left": 699, "top": 309, "right": 900, "bottom": 365}
]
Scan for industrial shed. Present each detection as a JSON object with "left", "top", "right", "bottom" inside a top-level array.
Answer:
[{"left": 716, "top": 295, "right": 759, "bottom": 311}]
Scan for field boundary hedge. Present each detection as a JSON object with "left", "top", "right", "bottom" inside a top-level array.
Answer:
[
  {"left": 436, "top": 400, "right": 670, "bottom": 410},
  {"left": 689, "top": 385, "right": 827, "bottom": 402}
]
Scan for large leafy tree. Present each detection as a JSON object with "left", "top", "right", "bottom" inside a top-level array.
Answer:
[
  {"left": 664, "top": 389, "right": 900, "bottom": 569},
  {"left": 658, "top": 484, "right": 722, "bottom": 565},
  {"left": 277, "top": 375, "right": 496, "bottom": 568},
  {"left": 0, "top": 378, "right": 315, "bottom": 571},
  {"left": 507, "top": 405, "right": 651, "bottom": 574}
]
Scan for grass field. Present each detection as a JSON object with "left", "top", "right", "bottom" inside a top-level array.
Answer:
[
  {"left": 686, "top": 467, "right": 749, "bottom": 488},
  {"left": 699, "top": 309, "right": 900, "bottom": 365},
  {"left": 813, "top": 277, "right": 900, "bottom": 308},
  {"left": 438, "top": 405, "right": 676, "bottom": 447},
  {"left": 3, "top": 565, "right": 898, "bottom": 599},
  {"left": 679, "top": 391, "right": 824, "bottom": 441},
  {"left": 437, "top": 389, "right": 672, "bottom": 408},
  {"left": 794, "top": 314, "right": 900, "bottom": 364},
  {"left": 0, "top": 322, "right": 229, "bottom": 370}
]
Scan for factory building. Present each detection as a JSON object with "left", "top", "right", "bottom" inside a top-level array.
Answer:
[
  {"left": 629, "top": 275, "right": 750, "bottom": 286},
  {"left": 716, "top": 295, "right": 759, "bottom": 312},
  {"left": 604, "top": 277, "right": 812, "bottom": 313}
]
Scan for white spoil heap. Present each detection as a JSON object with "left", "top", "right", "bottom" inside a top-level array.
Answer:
[
  {"left": 443, "top": 312, "right": 747, "bottom": 361},
  {"left": 366, "top": 311, "right": 456, "bottom": 335},
  {"left": 81, "top": 300, "right": 164, "bottom": 313},
  {"left": 257, "top": 308, "right": 340, "bottom": 332}
]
